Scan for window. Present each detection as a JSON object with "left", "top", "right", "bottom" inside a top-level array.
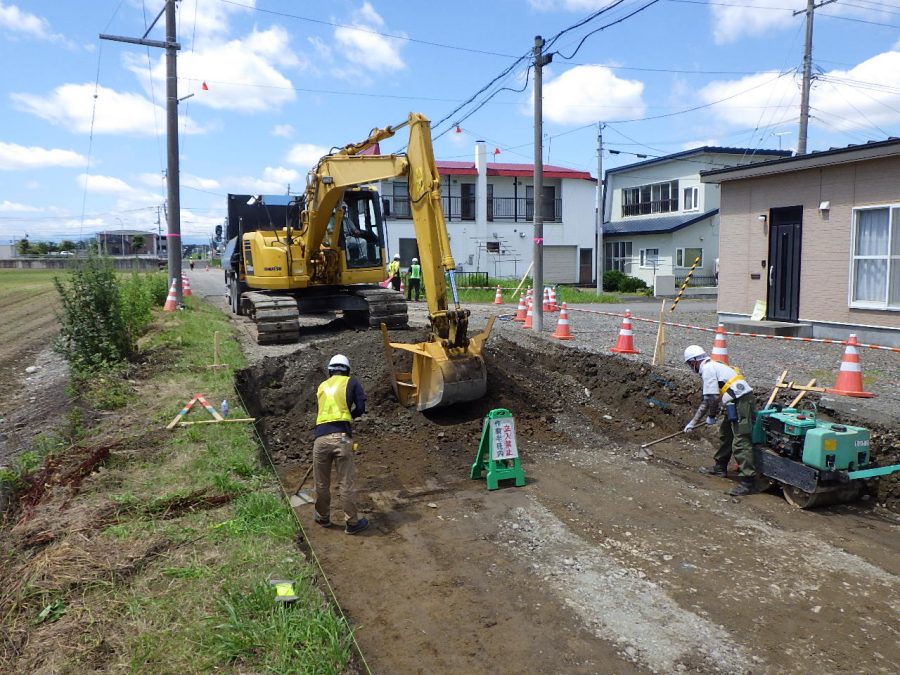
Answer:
[
  {"left": 850, "top": 206, "right": 900, "bottom": 309},
  {"left": 392, "top": 182, "right": 409, "bottom": 218},
  {"left": 675, "top": 247, "right": 703, "bottom": 268},
  {"left": 683, "top": 186, "right": 699, "bottom": 212},
  {"left": 622, "top": 180, "right": 679, "bottom": 217},
  {"left": 639, "top": 248, "right": 659, "bottom": 268},
  {"left": 605, "top": 241, "right": 632, "bottom": 273}
]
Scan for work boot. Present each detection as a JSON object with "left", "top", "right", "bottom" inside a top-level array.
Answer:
[
  {"left": 729, "top": 477, "right": 759, "bottom": 497},
  {"left": 345, "top": 517, "right": 369, "bottom": 535},
  {"left": 699, "top": 463, "right": 728, "bottom": 477},
  {"left": 313, "top": 512, "right": 331, "bottom": 528}
]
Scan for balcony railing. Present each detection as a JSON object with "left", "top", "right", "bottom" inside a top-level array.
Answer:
[
  {"left": 622, "top": 199, "right": 679, "bottom": 217},
  {"left": 383, "top": 196, "right": 561, "bottom": 223}
]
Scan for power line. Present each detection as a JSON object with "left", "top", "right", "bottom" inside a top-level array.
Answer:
[
  {"left": 216, "top": 0, "right": 518, "bottom": 58},
  {"left": 667, "top": 0, "right": 900, "bottom": 26},
  {"left": 553, "top": 0, "right": 663, "bottom": 61}
]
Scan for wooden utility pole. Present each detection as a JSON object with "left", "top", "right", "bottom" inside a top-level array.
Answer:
[
  {"left": 795, "top": 0, "right": 836, "bottom": 155},
  {"left": 101, "top": 0, "right": 183, "bottom": 302},
  {"left": 532, "top": 35, "right": 552, "bottom": 334}
]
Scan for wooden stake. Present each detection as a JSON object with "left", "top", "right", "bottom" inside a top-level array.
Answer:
[
  {"left": 788, "top": 379, "right": 817, "bottom": 408},
  {"left": 207, "top": 330, "right": 225, "bottom": 369},
  {"left": 179, "top": 418, "right": 255, "bottom": 426},
  {"left": 652, "top": 299, "right": 666, "bottom": 366},
  {"left": 765, "top": 370, "right": 788, "bottom": 408}
]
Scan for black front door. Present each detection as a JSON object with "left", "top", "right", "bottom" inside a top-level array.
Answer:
[{"left": 767, "top": 206, "right": 803, "bottom": 321}]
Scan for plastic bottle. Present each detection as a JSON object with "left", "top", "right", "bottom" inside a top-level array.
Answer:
[{"left": 221, "top": 399, "right": 229, "bottom": 417}]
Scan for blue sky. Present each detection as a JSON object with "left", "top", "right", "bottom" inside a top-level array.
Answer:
[{"left": 1, "top": 0, "right": 898, "bottom": 244}]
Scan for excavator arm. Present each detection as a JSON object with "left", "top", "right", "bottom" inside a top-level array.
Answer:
[{"left": 293, "top": 112, "right": 493, "bottom": 410}]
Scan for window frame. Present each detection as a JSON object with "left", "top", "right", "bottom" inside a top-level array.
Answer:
[
  {"left": 621, "top": 180, "right": 679, "bottom": 217},
  {"left": 683, "top": 186, "right": 700, "bottom": 212},
  {"left": 849, "top": 204, "right": 900, "bottom": 310},
  {"left": 675, "top": 247, "right": 703, "bottom": 269},
  {"left": 639, "top": 248, "right": 659, "bottom": 269},
  {"left": 605, "top": 240, "right": 633, "bottom": 273}
]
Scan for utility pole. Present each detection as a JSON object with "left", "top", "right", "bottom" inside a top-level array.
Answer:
[
  {"left": 532, "top": 35, "right": 551, "bottom": 334},
  {"left": 595, "top": 122, "right": 605, "bottom": 294},
  {"left": 101, "top": 0, "right": 183, "bottom": 302},
  {"left": 795, "top": 0, "right": 836, "bottom": 155}
]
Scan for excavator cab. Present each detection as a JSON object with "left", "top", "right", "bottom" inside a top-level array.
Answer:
[{"left": 335, "top": 189, "right": 384, "bottom": 270}]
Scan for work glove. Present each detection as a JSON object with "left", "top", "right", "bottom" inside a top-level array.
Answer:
[
  {"left": 705, "top": 416, "right": 716, "bottom": 426},
  {"left": 683, "top": 421, "right": 697, "bottom": 432}
]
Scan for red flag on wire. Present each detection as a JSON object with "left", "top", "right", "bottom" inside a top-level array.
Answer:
[{"left": 201, "top": 81, "right": 209, "bottom": 91}]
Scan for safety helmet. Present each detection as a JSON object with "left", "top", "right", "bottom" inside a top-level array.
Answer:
[
  {"left": 393, "top": 254, "right": 400, "bottom": 260},
  {"left": 328, "top": 354, "right": 350, "bottom": 372},
  {"left": 683, "top": 345, "right": 707, "bottom": 363},
  {"left": 411, "top": 257, "right": 418, "bottom": 263}
]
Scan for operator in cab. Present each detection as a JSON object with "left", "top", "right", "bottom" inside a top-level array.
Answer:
[
  {"left": 312, "top": 354, "right": 369, "bottom": 535},
  {"left": 682, "top": 345, "right": 759, "bottom": 497}
]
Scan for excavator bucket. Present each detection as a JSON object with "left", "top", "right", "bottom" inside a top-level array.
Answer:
[{"left": 380, "top": 317, "right": 494, "bottom": 411}]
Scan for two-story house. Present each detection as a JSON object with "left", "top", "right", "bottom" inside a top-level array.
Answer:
[
  {"left": 602, "top": 147, "right": 791, "bottom": 294},
  {"left": 379, "top": 141, "right": 597, "bottom": 283}
]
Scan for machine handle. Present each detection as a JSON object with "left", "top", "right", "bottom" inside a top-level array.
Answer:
[{"left": 768, "top": 265, "right": 774, "bottom": 285}]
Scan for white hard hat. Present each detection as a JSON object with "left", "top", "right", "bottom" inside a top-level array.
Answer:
[
  {"left": 393, "top": 254, "right": 400, "bottom": 259},
  {"left": 683, "top": 345, "right": 706, "bottom": 363},
  {"left": 411, "top": 257, "right": 418, "bottom": 263},
  {"left": 328, "top": 354, "right": 350, "bottom": 371}
]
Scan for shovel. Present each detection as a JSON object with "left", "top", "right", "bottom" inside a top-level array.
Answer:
[
  {"left": 640, "top": 421, "right": 710, "bottom": 449},
  {"left": 288, "top": 464, "right": 315, "bottom": 507}
]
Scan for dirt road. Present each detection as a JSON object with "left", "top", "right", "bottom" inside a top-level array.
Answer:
[{"left": 189, "top": 271, "right": 900, "bottom": 675}]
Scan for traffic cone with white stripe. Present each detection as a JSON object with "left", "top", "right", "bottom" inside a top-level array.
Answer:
[
  {"left": 523, "top": 297, "right": 533, "bottom": 329},
  {"left": 826, "top": 334, "right": 874, "bottom": 398},
  {"left": 548, "top": 286, "right": 559, "bottom": 311},
  {"left": 513, "top": 293, "right": 527, "bottom": 321},
  {"left": 542, "top": 287, "right": 551, "bottom": 312},
  {"left": 551, "top": 302, "right": 574, "bottom": 340},
  {"left": 710, "top": 324, "right": 729, "bottom": 364},
  {"left": 400, "top": 277, "right": 405, "bottom": 296},
  {"left": 493, "top": 285, "right": 503, "bottom": 305},
  {"left": 163, "top": 278, "right": 178, "bottom": 312},
  {"left": 610, "top": 309, "right": 640, "bottom": 354},
  {"left": 181, "top": 274, "right": 192, "bottom": 297}
]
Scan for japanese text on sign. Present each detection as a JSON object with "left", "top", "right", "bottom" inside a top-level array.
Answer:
[{"left": 490, "top": 418, "right": 518, "bottom": 460}]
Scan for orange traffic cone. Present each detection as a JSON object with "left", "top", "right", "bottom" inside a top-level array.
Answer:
[
  {"left": 163, "top": 278, "right": 178, "bottom": 312},
  {"left": 523, "top": 297, "right": 533, "bottom": 329},
  {"left": 551, "top": 302, "right": 574, "bottom": 340},
  {"left": 513, "top": 293, "right": 527, "bottom": 321},
  {"left": 542, "top": 287, "right": 551, "bottom": 312},
  {"left": 181, "top": 274, "right": 192, "bottom": 297},
  {"left": 610, "top": 309, "right": 640, "bottom": 354},
  {"left": 710, "top": 324, "right": 729, "bottom": 364},
  {"left": 493, "top": 285, "right": 503, "bottom": 305},
  {"left": 205, "top": 263, "right": 210, "bottom": 271},
  {"left": 548, "top": 287, "right": 559, "bottom": 312},
  {"left": 400, "top": 278, "right": 405, "bottom": 296},
  {"left": 826, "top": 334, "right": 874, "bottom": 398}
]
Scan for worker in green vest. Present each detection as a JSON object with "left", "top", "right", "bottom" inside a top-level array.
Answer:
[
  {"left": 407, "top": 257, "right": 422, "bottom": 301},
  {"left": 312, "top": 354, "right": 369, "bottom": 535}
]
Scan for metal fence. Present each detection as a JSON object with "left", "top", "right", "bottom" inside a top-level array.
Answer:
[
  {"left": 674, "top": 274, "right": 717, "bottom": 288},
  {"left": 451, "top": 271, "right": 489, "bottom": 287},
  {"left": 384, "top": 196, "right": 561, "bottom": 223}
]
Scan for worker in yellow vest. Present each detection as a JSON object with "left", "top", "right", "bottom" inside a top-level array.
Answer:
[
  {"left": 313, "top": 354, "right": 369, "bottom": 534},
  {"left": 387, "top": 253, "right": 401, "bottom": 292},
  {"left": 682, "top": 345, "right": 759, "bottom": 497}
]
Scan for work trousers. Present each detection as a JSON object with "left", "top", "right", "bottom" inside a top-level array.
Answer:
[
  {"left": 714, "top": 394, "right": 756, "bottom": 478},
  {"left": 313, "top": 432, "right": 359, "bottom": 525},
  {"left": 407, "top": 278, "right": 421, "bottom": 301},
  {"left": 390, "top": 275, "right": 401, "bottom": 292}
]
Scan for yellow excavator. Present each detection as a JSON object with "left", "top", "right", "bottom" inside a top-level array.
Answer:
[{"left": 221, "top": 112, "right": 493, "bottom": 410}]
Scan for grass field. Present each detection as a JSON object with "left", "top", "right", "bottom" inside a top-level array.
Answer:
[{"left": 0, "top": 294, "right": 353, "bottom": 673}]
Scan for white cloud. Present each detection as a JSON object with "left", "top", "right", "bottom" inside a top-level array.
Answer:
[
  {"left": 76, "top": 173, "right": 161, "bottom": 208},
  {"left": 334, "top": 2, "right": 406, "bottom": 73},
  {"left": 183, "top": 174, "right": 221, "bottom": 191},
  {"left": 527, "top": 0, "right": 610, "bottom": 10},
  {"left": 0, "top": 199, "right": 41, "bottom": 212},
  {"left": 128, "top": 26, "right": 301, "bottom": 113},
  {"left": 682, "top": 139, "right": 720, "bottom": 150},
  {"left": 0, "top": 2, "right": 66, "bottom": 42},
  {"left": 0, "top": 141, "right": 86, "bottom": 170},
  {"left": 699, "top": 52, "right": 900, "bottom": 136},
  {"left": 285, "top": 143, "right": 330, "bottom": 171},
  {"left": 541, "top": 65, "right": 645, "bottom": 125},
  {"left": 272, "top": 124, "right": 295, "bottom": 138},
  {"left": 11, "top": 83, "right": 207, "bottom": 135}
]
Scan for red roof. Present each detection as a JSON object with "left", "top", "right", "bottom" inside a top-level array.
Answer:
[{"left": 435, "top": 160, "right": 594, "bottom": 182}]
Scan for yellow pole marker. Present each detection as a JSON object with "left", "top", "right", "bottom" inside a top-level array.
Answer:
[{"left": 669, "top": 256, "right": 701, "bottom": 313}]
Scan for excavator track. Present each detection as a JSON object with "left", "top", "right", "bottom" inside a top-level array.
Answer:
[
  {"left": 244, "top": 292, "right": 301, "bottom": 345},
  {"left": 350, "top": 288, "right": 408, "bottom": 329}
]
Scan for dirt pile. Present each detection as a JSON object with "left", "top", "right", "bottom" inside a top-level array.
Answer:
[{"left": 239, "top": 329, "right": 899, "bottom": 511}]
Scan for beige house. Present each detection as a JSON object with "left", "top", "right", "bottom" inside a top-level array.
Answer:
[{"left": 701, "top": 138, "right": 900, "bottom": 347}]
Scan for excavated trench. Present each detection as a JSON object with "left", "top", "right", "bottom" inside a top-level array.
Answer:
[{"left": 237, "top": 329, "right": 899, "bottom": 511}]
